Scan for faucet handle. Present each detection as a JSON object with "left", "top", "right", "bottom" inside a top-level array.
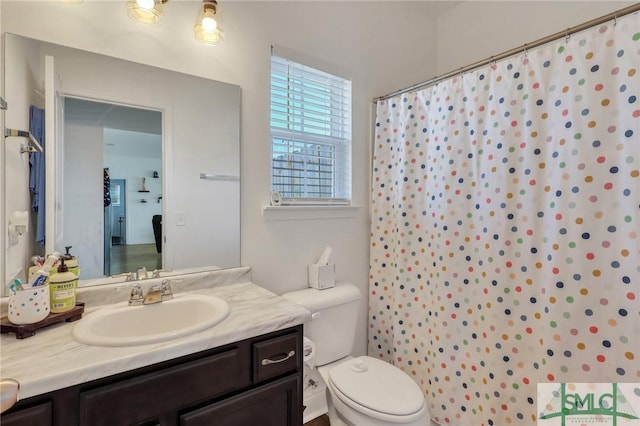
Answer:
[
  {"left": 160, "top": 279, "right": 174, "bottom": 301},
  {"left": 128, "top": 283, "right": 144, "bottom": 306},
  {"left": 151, "top": 268, "right": 173, "bottom": 279},
  {"left": 112, "top": 272, "right": 135, "bottom": 282}
]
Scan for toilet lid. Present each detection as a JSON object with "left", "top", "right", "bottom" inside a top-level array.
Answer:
[{"left": 328, "top": 356, "right": 425, "bottom": 417}]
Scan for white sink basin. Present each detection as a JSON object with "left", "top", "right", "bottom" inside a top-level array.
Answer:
[{"left": 71, "top": 293, "right": 230, "bottom": 347}]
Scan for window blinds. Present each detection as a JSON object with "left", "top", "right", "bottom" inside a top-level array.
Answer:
[{"left": 270, "top": 54, "right": 351, "bottom": 203}]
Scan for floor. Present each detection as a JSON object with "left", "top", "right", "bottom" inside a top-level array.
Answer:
[
  {"left": 304, "top": 414, "right": 330, "bottom": 426},
  {"left": 110, "top": 243, "right": 161, "bottom": 276}
]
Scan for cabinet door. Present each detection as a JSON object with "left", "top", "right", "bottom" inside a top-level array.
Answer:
[
  {"left": 1, "top": 402, "right": 52, "bottom": 426},
  {"left": 80, "top": 347, "right": 248, "bottom": 426},
  {"left": 179, "top": 375, "right": 301, "bottom": 426}
]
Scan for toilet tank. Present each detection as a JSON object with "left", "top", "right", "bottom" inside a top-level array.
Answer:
[{"left": 282, "top": 282, "right": 361, "bottom": 366}]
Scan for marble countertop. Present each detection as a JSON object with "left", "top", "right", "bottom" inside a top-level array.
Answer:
[{"left": 0, "top": 279, "right": 311, "bottom": 400}]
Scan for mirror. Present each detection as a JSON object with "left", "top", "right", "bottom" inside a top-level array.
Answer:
[{"left": 3, "top": 33, "right": 241, "bottom": 294}]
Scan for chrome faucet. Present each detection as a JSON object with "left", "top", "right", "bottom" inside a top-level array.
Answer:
[
  {"left": 136, "top": 267, "right": 149, "bottom": 280},
  {"left": 126, "top": 280, "right": 174, "bottom": 306},
  {"left": 142, "top": 284, "right": 163, "bottom": 305}
]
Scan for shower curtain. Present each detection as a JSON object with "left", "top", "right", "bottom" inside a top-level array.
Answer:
[{"left": 369, "top": 13, "right": 639, "bottom": 426}]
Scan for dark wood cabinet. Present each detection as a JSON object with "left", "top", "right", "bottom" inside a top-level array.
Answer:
[
  {"left": 180, "top": 375, "right": 301, "bottom": 426},
  {"left": 79, "top": 347, "right": 248, "bottom": 426},
  {"left": 2, "top": 326, "right": 303, "bottom": 426},
  {"left": 1, "top": 402, "right": 52, "bottom": 426},
  {"left": 253, "top": 332, "right": 300, "bottom": 383}
]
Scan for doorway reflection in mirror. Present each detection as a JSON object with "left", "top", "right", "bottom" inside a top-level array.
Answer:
[{"left": 64, "top": 97, "right": 162, "bottom": 279}]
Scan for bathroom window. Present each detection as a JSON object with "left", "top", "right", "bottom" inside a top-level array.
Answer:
[{"left": 270, "top": 51, "right": 352, "bottom": 205}]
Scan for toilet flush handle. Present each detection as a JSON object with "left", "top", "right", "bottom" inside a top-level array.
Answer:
[{"left": 351, "top": 358, "right": 368, "bottom": 373}]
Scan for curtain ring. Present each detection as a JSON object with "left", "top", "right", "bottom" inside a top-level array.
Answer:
[
  {"left": 523, "top": 44, "right": 528, "bottom": 58},
  {"left": 565, "top": 31, "right": 571, "bottom": 44},
  {"left": 614, "top": 14, "right": 618, "bottom": 26}
]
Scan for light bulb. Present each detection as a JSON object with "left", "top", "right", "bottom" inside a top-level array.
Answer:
[
  {"left": 127, "top": 0, "right": 164, "bottom": 25},
  {"left": 202, "top": 16, "right": 217, "bottom": 32},
  {"left": 194, "top": 1, "right": 224, "bottom": 45},
  {"left": 136, "top": 0, "right": 154, "bottom": 10}
]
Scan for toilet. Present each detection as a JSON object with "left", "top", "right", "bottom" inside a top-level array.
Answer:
[{"left": 283, "top": 283, "right": 429, "bottom": 426}]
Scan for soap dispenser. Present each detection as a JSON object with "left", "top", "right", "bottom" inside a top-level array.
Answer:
[
  {"left": 62, "top": 245, "right": 80, "bottom": 277},
  {"left": 49, "top": 258, "right": 78, "bottom": 313}
]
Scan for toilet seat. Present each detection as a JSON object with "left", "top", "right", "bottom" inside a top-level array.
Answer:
[{"left": 327, "top": 356, "right": 427, "bottom": 423}]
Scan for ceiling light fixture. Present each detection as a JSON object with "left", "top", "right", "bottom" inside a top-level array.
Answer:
[
  {"left": 193, "top": 0, "right": 224, "bottom": 45},
  {"left": 126, "top": 0, "right": 167, "bottom": 25}
]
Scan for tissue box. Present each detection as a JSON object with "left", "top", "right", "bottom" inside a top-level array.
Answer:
[{"left": 308, "top": 264, "right": 335, "bottom": 290}]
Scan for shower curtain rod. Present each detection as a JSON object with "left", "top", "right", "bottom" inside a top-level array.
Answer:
[{"left": 374, "top": 3, "right": 640, "bottom": 102}]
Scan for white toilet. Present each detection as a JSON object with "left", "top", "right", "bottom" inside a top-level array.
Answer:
[{"left": 283, "top": 283, "right": 429, "bottom": 426}]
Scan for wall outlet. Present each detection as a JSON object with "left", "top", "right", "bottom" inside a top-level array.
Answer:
[{"left": 176, "top": 213, "right": 185, "bottom": 226}]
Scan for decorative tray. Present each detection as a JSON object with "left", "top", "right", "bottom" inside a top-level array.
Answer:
[{"left": 1, "top": 303, "right": 85, "bottom": 339}]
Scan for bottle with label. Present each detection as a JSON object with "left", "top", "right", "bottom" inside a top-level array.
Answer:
[{"left": 49, "top": 258, "right": 78, "bottom": 313}]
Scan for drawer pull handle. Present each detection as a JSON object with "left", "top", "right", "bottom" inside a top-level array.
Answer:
[{"left": 261, "top": 350, "right": 295, "bottom": 365}]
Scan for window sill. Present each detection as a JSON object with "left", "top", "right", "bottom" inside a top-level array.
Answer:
[{"left": 262, "top": 205, "right": 361, "bottom": 221}]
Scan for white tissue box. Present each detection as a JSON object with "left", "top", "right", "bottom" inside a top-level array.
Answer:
[{"left": 308, "top": 264, "right": 335, "bottom": 289}]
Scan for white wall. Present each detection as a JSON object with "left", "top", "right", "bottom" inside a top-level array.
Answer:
[
  {"left": 5, "top": 1, "right": 625, "bottom": 357},
  {"left": 436, "top": 1, "right": 636, "bottom": 74},
  {"left": 3, "top": 35, "right": 41, "bottom": 284},
  {"left": 1, "top": 1, "right": 441, "bottom": 356},
  {"left": 63, "top": 121, "right": 104, "bottom": 278},
  {"left": 104, "top": 129, "right": 162, "bottom": 247},
  {"left": 0, "top": 3, "right": 4, "bottom": 289}
]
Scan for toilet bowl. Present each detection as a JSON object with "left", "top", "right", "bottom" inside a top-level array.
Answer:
[
  {"left": 282, "top": 283, "right": 429, "bottom": 425},
  {"left": 317, "top": 356, "right": 429, "bottom": 426}
]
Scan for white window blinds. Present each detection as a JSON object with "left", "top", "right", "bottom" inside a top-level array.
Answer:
[{"left": 270, "top": 53, "right": 352, "bottom": 204}]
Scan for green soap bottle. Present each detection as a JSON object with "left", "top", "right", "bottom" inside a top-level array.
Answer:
[{"left": 49, "top": 259, "right": 78, "bottom": 313}]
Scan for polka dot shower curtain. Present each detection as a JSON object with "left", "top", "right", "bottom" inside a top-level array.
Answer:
[{"left": 369, "top": 13, "right": 639, "bottom": 426}]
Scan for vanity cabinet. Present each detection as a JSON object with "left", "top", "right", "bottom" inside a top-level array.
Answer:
[
  {"left": 2, "top": 325, "right": 303, "bottom": 426},
  {"left": 180, "top": 375, "right": 299, "bottom": 426},
  {"left": 1, "top": 401, "right": 52, "bottom": 426}
]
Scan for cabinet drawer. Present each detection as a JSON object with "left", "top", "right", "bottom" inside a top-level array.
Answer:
[
  {"left": 1, "top": 401, "right": 52, "bottom": 426},
  {"left": 180, "top": 375, "right": 301, "bottom": 426},
  {"left": 80, "top": 346, "right": 249, "bottom": 426},
  {"left": 253, "top": 332, "right": 301, "bottom": 383}
]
